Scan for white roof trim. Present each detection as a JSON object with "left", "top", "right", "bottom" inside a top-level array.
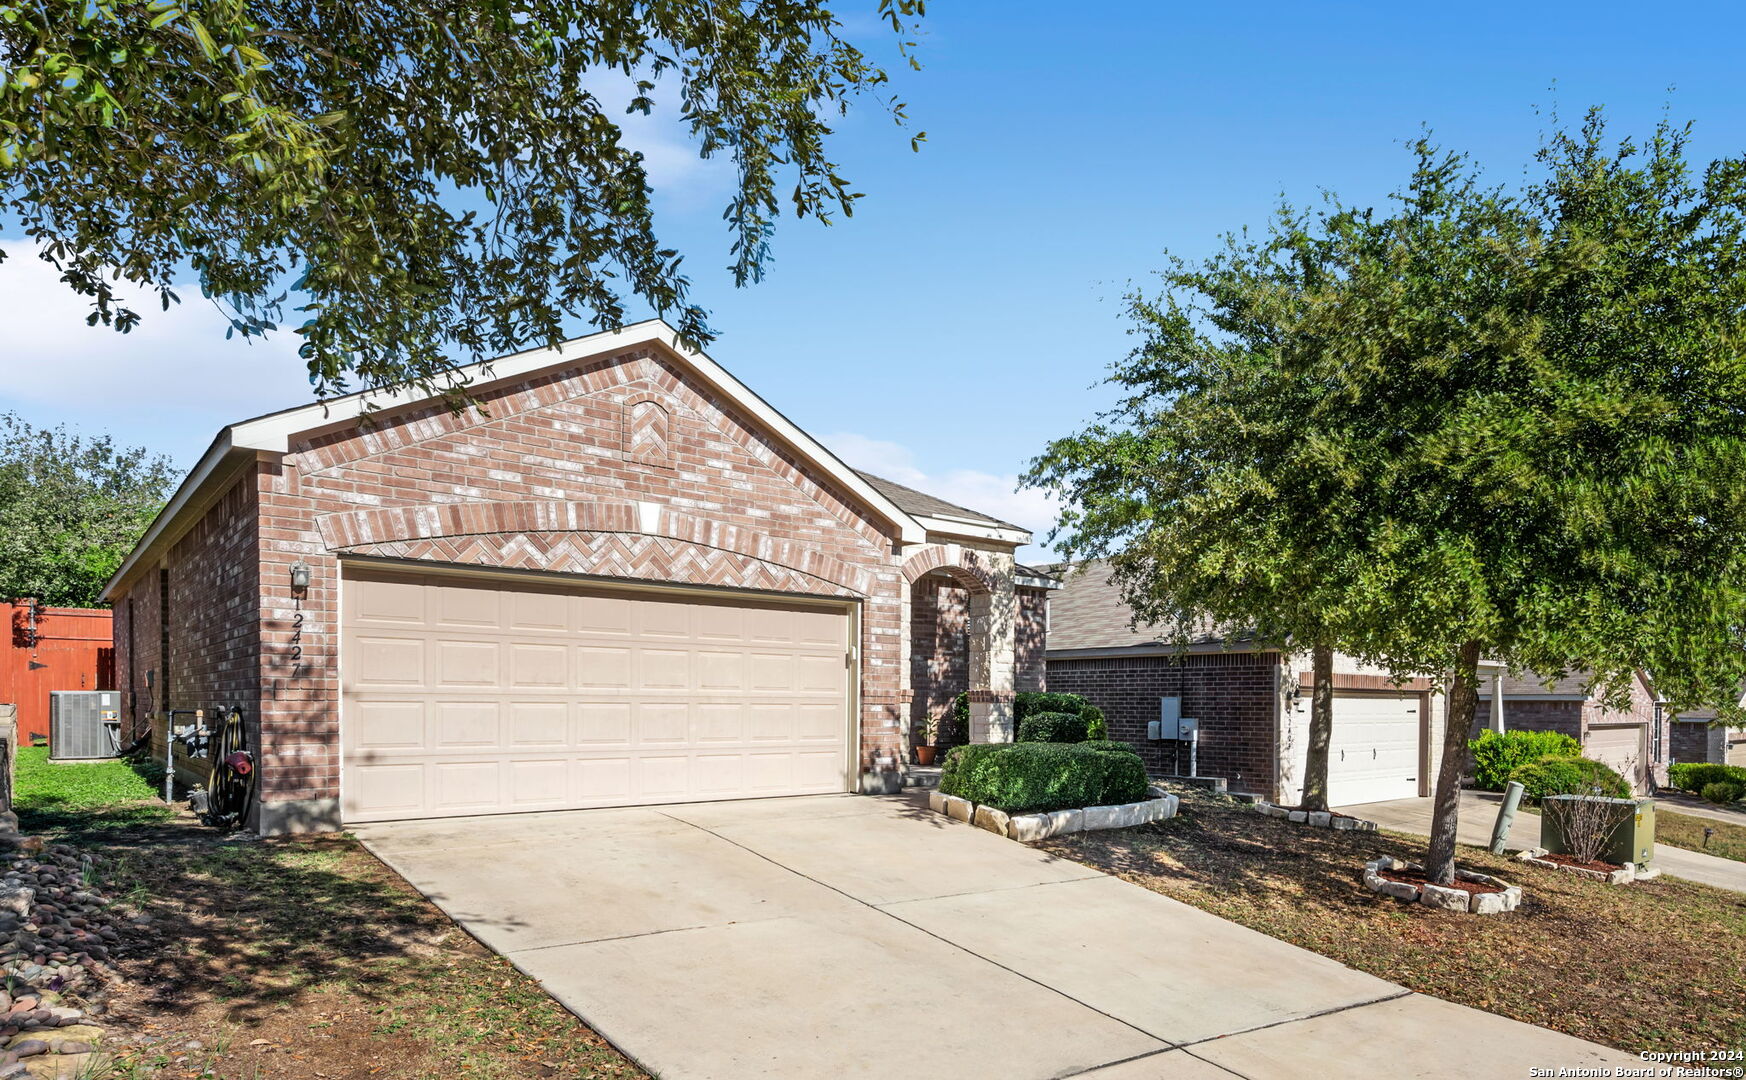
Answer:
[
  {"left": 915, "top": 515, "right": 1031, "bottom": 547},
  {"left": 102, "top": 320, "right": 926, "bottom": 599}
]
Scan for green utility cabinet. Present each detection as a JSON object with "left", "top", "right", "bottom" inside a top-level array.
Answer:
[{"left": 1539, "top": 795, "right": 1655, "bottom": 866}]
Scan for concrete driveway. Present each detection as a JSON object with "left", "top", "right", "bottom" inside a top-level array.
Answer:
[
  {"left": 357, "top": 793, "right": 1636, "bottom": 1080},
  {"left": 1341, "top": 791, "right": 1746, "bottom": 894}
]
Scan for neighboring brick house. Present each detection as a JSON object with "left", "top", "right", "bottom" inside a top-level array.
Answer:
[
  {"left": 1045, "top": 563, "right": 1676, "bottom": 800},
  {"left": 1669, "top": 704, "right": 1746, "bottom": 769},
  {"left": 102, "top": 321, "right": 1050, "bottom": 832},
  {"left": 1469, "top": 670, "right": 1670, "bottom": 790},
  {"left": 1041, "top": 562, "right": 1447, "bottom": 807}
]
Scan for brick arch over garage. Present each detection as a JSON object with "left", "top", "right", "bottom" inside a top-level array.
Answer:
[{"left": 316, "top": 500, "right": 876, "bottom": 596}]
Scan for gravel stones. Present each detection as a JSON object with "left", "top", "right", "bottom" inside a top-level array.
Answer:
[{"left": 0, "top": 841, "right": 125, "bottom": 1077}]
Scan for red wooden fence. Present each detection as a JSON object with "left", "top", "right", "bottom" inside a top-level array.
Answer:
[{"left": 0, "top": 601, "right": 114, "bottom": 744}]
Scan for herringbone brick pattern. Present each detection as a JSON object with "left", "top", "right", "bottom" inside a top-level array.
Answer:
[{"left": 345, "top": 531, "right": 857, "bottom": 597}]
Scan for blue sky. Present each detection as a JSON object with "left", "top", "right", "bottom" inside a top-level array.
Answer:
[{"left": 4, "top": 1, "right": 1745, "bottom": 557}]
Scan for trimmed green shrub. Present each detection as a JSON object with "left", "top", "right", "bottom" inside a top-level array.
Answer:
[
  {"left": 1669, "top": 762, "right": 1746, "bottom": 794},
  {"left": 1080, "top": 704, "right": 1108, "bottom": 741},
  {"left": 1017, "top": 710, "right": 1089, "bottom": 744},
  {"left": 1084, "top": 739, "right": 1138, "bottom": 754},
  {"left": 1701, "top": 780, "right": 1745, "bottom": 806},
  {"left": 1507, "top": 755, "right": 1630, "bottom": 803},
  {"left": 1468, "top": 729, "right": 1581, "bottom": 791},
  {"left": 939, "top": 741, "right": 1149, "bottom": 814},
  {"left": 1014, "top": 691, "right": 1086, "bottom": 723}
]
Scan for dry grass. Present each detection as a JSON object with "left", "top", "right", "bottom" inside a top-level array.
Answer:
[
  {"left": 1657, "top": 809, "right": 1746, "bottom": 864},
  {"left": 78, "top": 826, "right": 645, "bottom": 1079},
  {"left": 1041, "top": 789, "right": 1746, "bottom": 1055},
  {"left": 16, "top": 745, "right": 641, "bottom": 1080}
]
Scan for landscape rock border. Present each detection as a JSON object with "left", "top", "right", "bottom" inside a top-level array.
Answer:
[
  {"left": 1516, "top": 848, "right": 1661, "bottom": 885},
  {"left": 0, "top": 825, "right": 124, "bottom": 1080},
  {"left": 928, "top": 785, "right": 1180, "bottom": 843},
  {"left": 1254, "top": 801, "right": 1378, "bottom": 832},
  {"left": 1361, "top": 856, "right": 1522, "bottom": 914}
]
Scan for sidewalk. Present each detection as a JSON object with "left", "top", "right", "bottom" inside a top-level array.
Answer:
[{"left": 1338, "top": 791, "right": 1746, "bottom": 894}]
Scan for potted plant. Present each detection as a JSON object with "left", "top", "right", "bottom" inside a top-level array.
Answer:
[{"left": 913, "top": 715, "right": 941, "bottom": 766}]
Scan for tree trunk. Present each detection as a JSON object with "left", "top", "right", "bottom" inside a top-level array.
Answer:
[
  {"left": 1426, "top": 639, "right": 1483, "bottom": 885},
  {"left": 1300, "top": 642, "right": 1335, "bottom": 812}
]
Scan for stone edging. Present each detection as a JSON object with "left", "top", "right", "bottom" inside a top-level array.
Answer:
[
  {"left": 1362, "top": 856, "right": 1521, "bottom": 914},
  {"left": 927, "top": 786, "right": 1180, "bottom": 843},
  {"left": 1516, "top": 848, "right": 1662, "bottom": 885},
  {"left": 1254, "top": 801, "right": 1378, "bottom": 832}
]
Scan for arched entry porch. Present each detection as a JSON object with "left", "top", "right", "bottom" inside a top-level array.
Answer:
[{"left": 902, "top": 545, "right": 1017, "bottom": 759}]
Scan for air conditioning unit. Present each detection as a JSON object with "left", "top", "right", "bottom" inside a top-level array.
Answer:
[{"left": 49, "top": 690, "right": 121, "bottom": 761}]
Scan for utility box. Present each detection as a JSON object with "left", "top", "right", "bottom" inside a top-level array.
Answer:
[
  {"left": 1539, "top": 795, "right": 1656, "bottom": 866},
  {"left": 1157, "top": 696, "right": 1185, "bottom": 740},
  {"left": 49, "top": 690, "right": 121, "bottom": 761}
]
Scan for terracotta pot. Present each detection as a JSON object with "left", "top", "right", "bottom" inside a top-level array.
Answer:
[{"left": 914, "top": 745, "right": 938, "bottom": 766}]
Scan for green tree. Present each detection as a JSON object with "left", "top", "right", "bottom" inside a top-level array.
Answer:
[
  {"left": 1025, "top": 221, "right": 1386, "bottom": 812},
  {"left": 1033, "top": 113, "right": 1746, "bottom": 884},
  {"left": 0, "top": 413, "right": 177, "bottom": 606},
  {"left": 0, "top": 0, "right": 925, "bottom": 398}
]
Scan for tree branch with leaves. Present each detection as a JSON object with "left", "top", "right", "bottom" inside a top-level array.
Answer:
[{"left": 0, "top": 0, "right": 926, "bottom": 401}]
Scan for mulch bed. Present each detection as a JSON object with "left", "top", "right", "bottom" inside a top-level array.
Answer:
[
  {"left": 1535, "top": 852, "right": 1625, "bottom": 874},
  {"left": 1377, "top": 867, "right": 1504, "bottom": 896}
]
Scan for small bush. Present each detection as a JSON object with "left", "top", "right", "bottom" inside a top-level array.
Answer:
[
  {"left": 1701, "top": 780, "right": 1745, "bottom": 806},
  {"left": 939, "top": 741, "right": 1149, "bottom": 814},
  {"left": 1017, "top": 710, "right": 1089, "bottom": 744},
  {"left": 1507, "top": 755, "right": 1630, "bottom": 803},
  {"left": 1014, "top": 691, "right": 1088, "bottom": 722},
  {"left": 1469, "top": 729, "right": 1581, "bottom": 791},
  {"left": 1669, "top": 762, "right": 1746, "bottom": 794},
  {"left": 1080, "top": 704, "right": 1108, "bottom": 741}
]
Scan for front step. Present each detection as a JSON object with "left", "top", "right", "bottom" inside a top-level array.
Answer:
[{"left": 904, "top": 766, "right": 942, "bottom": 790}]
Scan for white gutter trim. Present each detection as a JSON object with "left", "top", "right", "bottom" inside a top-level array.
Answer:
[
  {"left": 99, "top": 430, "right": 239, "bottom": 601},
  {"left": 914, "top": 515, "right": 1031, "bottom": 547},
  {"left": 1014, "top": 571, "right": 1062, "bottom": 590},
  {"left": 1046, "top": 642, "right": 1265, "bottom": 659},
  {"left": 100, "top": 320, "right": 932, "bottom": 600}
]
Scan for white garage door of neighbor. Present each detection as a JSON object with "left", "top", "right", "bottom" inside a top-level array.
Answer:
[
  {"left": 341, "top": 568, "right": 854, "bottom": 822},
  {"left": 1326, "top": 694, "right": 1421, "bottom": 806},
  {"left": 1585, "top": 723, "right": 1647, "bottom": 793}
]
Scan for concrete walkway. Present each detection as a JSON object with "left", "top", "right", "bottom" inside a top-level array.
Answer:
[
  {"left": 1338, "top": 791, "right": 1746, "bottom": 894},
  {"left": 358, "top": 793, "right": 1637, "bottom": 1080}
]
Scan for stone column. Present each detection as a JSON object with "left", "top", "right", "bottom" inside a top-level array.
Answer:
[{"left": 967, "top": 570, "right": 1018, "bottom": 743}]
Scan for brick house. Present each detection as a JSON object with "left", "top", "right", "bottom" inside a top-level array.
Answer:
[
  {"left": 1470, "top": 671, "right": 1670, "bottom": 790},
  {"left": 101, "top": 321, "right": 1053, "bottom": 832},
  {"left": 1670, "top": 703, "right": 1746, "bottom": 769},
  {"left": 1041, "top": 562, "right": 1447, "bottom": 806},
  {"left": 1044, "top": 562, "right": 1679, "bottom": 801}
]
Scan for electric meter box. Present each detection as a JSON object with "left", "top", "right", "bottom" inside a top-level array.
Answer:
[{"left": 1539, "top": 796, "right": 1656, "bottom": 866}]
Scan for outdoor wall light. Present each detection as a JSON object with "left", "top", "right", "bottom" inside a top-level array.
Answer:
[{"left": 290, "top": 561, "right": 312, "bottom": 591}]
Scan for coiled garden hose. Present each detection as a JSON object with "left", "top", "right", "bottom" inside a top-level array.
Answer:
[{"left": 203, "top": 705, "right": 256, "bottom": 830}]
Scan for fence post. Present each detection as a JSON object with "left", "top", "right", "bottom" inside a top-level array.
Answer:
[{"left": 0, "top": 703, "right": 17, "bottom": 834}]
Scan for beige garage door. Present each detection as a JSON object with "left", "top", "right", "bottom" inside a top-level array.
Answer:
[
  {"left": 341, "top": 567, "right": 854, "bottom": 822},
  {"left": 1586, "top": 723, "right": 1647, "bottom": 793}
]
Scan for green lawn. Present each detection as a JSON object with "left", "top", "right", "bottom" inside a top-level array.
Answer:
[
  {"left": 12, "top": 745, "right": 174, "bottom": 833},
  {"left": 1657, "top": 809, "right": 1746, "bottom": 863}
]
